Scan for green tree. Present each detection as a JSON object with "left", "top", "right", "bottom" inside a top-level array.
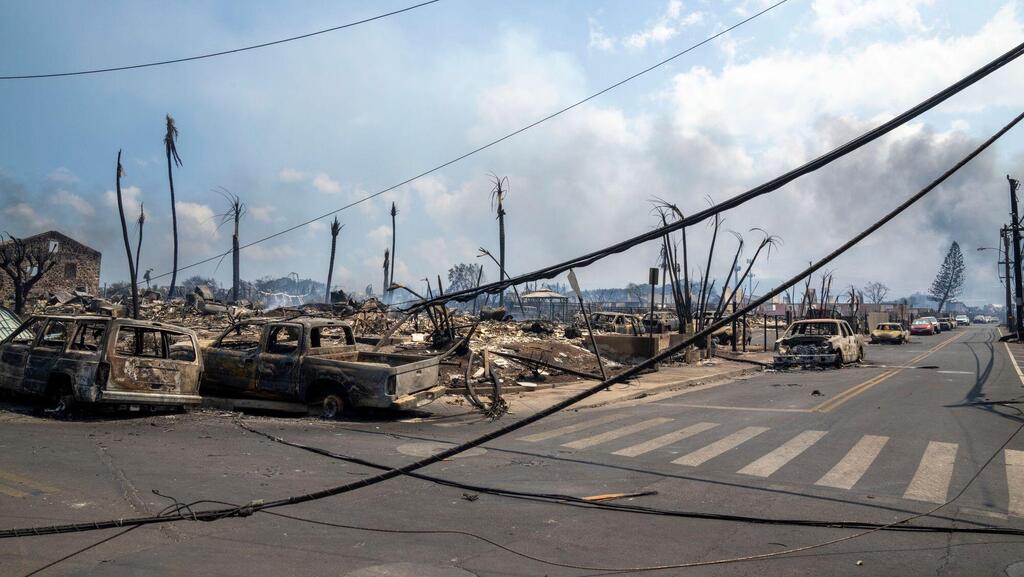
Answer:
[
  {"left": 928, "top": 241, "right": 966, "bottom": 313},
  {"left": 447, "top": 263, "right": 483, "bottom": 293}
]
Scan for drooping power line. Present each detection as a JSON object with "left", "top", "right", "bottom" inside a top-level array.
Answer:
[
  {"left": 146, "top": 0, "right": 792, "bottom": 282},
  {"left": 0, "top": 0, "right": 442, "bottom": 80}
]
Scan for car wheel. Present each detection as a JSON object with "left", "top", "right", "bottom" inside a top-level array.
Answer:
[
  {"left": 321, "top": 393, "right": 347, "bottom": 420},
  {"left": 833, "top": 352, "right": 844, "bottom": 369}
]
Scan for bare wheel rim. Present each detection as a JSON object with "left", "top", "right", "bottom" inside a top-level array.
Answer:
[{"left": 322, "top": 394, "right": 344, "bottom": 419}]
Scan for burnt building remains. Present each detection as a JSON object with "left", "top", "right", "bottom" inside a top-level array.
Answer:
[{"left": 0, "top": 231, "right": 101, "bottom": 300}]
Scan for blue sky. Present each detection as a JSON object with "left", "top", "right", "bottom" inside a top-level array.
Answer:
[{"left": 2, "top": 0, "right": 1023, "bottom": 304}]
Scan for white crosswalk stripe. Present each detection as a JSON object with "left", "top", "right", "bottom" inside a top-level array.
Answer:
[
  {"left": 517, "top": 414, "right": 628, "bottom": 443},
  {"left": 1006, "top": 450, "right": 1024, "bottom": 516},
  {"left": 904, "top": 441, "right": 958, "bottom": 503},
  {"left": 672, "top": 426, "right": 769, "bottom": 467},
  {"left": 815, "top": 435, "right": 889, "bottom": 490},
  {"left": 613, "top": 422, "right": 720, "bottom": 457},
  {"left": 515, "top": 414, "right": 1024, "bottom": 516},
  {"left": 738, "top": 430, "right": 827, "bottom": 477},
  {"left": 562, "top": 418, "right": 674, "bottom": 450}
]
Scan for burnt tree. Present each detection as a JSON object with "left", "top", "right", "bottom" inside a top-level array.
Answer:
[
  {"left": 0, "top": 234, "right": 59, "bottom": 315},
  {"left": 164, "top": 114, "right": 183, "bottom": 298},
  {"left": 863, "top": 281, "right": 889, "bottom": 304},
  {"left": 490, "top": 175, "right": 509, "bottom": 307},
  {"left": 115, "top": 150, "right": 140, "bottom": 318},
  {"left": 134, "top": 203, "right": 145, "bottom": 296},
  {"left": 217, "top": 188, "right": 245, "bottom": 302},
  {"left": 389, "top": 202, "right": 398, "bottom": 299},
  {"left": 325, "top": 217, "right": 343, "bottom": 303}
]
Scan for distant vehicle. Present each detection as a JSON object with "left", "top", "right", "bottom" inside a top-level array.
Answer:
[
  {"left": 955, "top": 315, "right": 970, "bottom": 326},
  {"left": 938, "top": 318, "right": 955, "bottom": 331},
  {"left": 870, "top": 322, "right": 909, "bottom": 344},
  {"left": 590, "top": 312, "right": 643, "bottom": 335},
  {"left": 0, "top": 315, "right": 203, "bottom": 413},
  {"left": 774, "top": 319, "right": 865, "bottom": 368},
  {"left": 911, "top": 317, "right": 938, "bottom": 335},
  {"left": 641, "top": 311, "right": 680, "bottom": 333},
  {"left": 990, "top": 316, "right": 1001, "bottom": 323}
]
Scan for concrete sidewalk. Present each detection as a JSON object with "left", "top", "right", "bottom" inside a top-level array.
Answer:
[{"left": 431, "top": 359, "right": 760, "bottom": 419}]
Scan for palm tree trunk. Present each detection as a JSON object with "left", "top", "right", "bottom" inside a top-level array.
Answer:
[
  {"left": 232, "top": 216, "right": 240, "bottom": 302},
  {"left": 167, "top": 150, "right": 179, "bottom": 298},
  {"left": 133, "top": 205, "right": 144, "bottom": 298},
  {"left": 115, "top": 150, "right": 139, "bottom": 319},
  {"left": 498, "top": 200, "right": 506, "bottom": 308},
  {"left": 326, "top": 234, "right": 338, "bottom": 303},
  {"left": 389, "top": 203, "right": 397, "bottom": 299}
]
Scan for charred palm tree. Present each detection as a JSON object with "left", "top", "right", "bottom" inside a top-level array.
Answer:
[
  {"left": 713, "top": 231, "right": 744, "bottom": 320},
  {"left": 164, "top": 114, "right": 183, "bottom": 298},
  {"left": 216, "top": 188, "right": 246, "bottom": 303},
  {"left": 731, "top": 229, "right": 782, "bottom": 307},
  {"left": 697, "top": 209, "right": 722, "bottom": 328},
  {"left": 490, "top": 174, "right": 509, "bottom": 307},
  {"left": 382, "top": 249, "right": 390, "bottom": 299},
  {"left": 115, "top": 151, "right": 139, "bottom": 319},
  {"left": 134, "top": 203, "right": 145, "bottom": 295},
  {"left": 325, "top": 217, "right": 343, "bottom": 303},
  {"left": 389, "top": 202, "right": 398, "bottom": 298}
]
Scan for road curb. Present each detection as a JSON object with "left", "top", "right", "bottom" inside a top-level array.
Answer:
[{"left": 575, "top": 365, "right": 762, "bottom": 409}]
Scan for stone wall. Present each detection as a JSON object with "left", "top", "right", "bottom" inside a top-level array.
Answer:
[{"left": 0, "top": 231, "right": 102, "bottom": 301}]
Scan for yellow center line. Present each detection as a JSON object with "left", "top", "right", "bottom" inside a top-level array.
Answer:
[
  {"left": 813, "top": 331, "right": 965, "bottom": 413},
  {"left": 0, "top": 483, "right": 28, "bottom": 498},
  {"left": 0, "top": 470, "right": 59, "bottom": 494}
]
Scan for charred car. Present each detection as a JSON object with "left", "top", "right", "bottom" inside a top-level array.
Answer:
[
  {"left": 201, "top": 317, "right": 444, "bottom": 417},
  {"left": 773, "top": 319, "right": 864, "bottom": 368},
  {"left": 0, "top": 315, "right": 203, "bottom": 412}
]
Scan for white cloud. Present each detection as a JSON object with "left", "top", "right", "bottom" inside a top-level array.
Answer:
[
  {"left": 50, "top": 190, "right": 95, "bottom": 216},
  {"left": 278, "top": 168, "right": 306, "bottom": 182},
  {"left": 46, "top": 167, "right": 79, "bottom": 184},
  {"left": 248, "top": 243, "right": 299, "bottom": 261},
  {"left": 664, "top": 5, "right": 1024, "bottom": 143},
  {"left": 306, "top": 220, "right": 328, "bottom": 238},
  {"left": 812, "top": 0, "right": 935, "bottom": 41},
  {"left": 587, "top": 17, "right": 615, "bottom": 51},
  {"left": 174, "top": 201, "right": 219, "bottom": 239},
  {"left": 312, "top": 172, "right": 342, "bottom": 194},
  {"left": 103, "top": 185, "right": 143, "bottom": 217},
  {"left": 249, "top": 205, "right": 274, "bottom": 223},
  {"left": 4, "top": 202, "right": 51, "bottom": 230},
  {"left": 591, "top": 1, "right": 704, "bottom": 52}
]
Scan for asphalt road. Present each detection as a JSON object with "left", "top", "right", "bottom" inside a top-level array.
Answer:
[{"left": 2, "top": 324, "right": 1024, "bottom": 576}]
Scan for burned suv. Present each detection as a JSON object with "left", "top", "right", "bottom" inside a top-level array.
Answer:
[
  {"left": 773, "top": 319, "right": 864, "bottom": 368},
  {"left": 0, "top": 315, "right": 203, "bottom": 412}
]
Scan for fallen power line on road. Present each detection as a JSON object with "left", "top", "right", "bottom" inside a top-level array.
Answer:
[
  {"left": 236, "top": 419, "right": 1024, "bottom": 537},
  {"left": 2, "top": 109, "right": 1022, "bottom": 543}
]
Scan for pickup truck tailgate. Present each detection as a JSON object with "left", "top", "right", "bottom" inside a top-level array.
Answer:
[{"left": 366, "top": 352, "right": 440, "bottom": 396}]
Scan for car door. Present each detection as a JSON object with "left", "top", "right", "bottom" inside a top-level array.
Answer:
[
  {"left": 23, "top": 318, "right": 71, "bottom": 395},
  {"left": 256, "top": 324, "right": 302, "bottom": 397},
  {"left": 0, "top": 317, "right": 44, "bottom": 394},
  {"left": 839, "top": 322, "right": 856, "bottom": 360},
  {"left": 203, "top": 322, "right": 262, "bottom": 394}
]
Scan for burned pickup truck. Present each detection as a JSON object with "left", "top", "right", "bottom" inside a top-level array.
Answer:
[
  {"left": 201, "top": 317, "right": 445, "bottom": 417},
  {"left": 0, "top": 315, "right": 203, "bottom": 412},
  {"left": 773, "top": 319, "right": 865, "bottom": 368}
]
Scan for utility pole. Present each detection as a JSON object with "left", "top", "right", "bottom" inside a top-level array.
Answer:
[
  {"left": 1004, "top": 226, "right": 1014, "bottom": 328},
  {"left": 1009, "top": 176, "right": 1024, "bottom": 336}
]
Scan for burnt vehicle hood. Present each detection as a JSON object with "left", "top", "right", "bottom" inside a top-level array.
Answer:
[{"left": 779, "top": 335, "right": 833, "bottom": 346}]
